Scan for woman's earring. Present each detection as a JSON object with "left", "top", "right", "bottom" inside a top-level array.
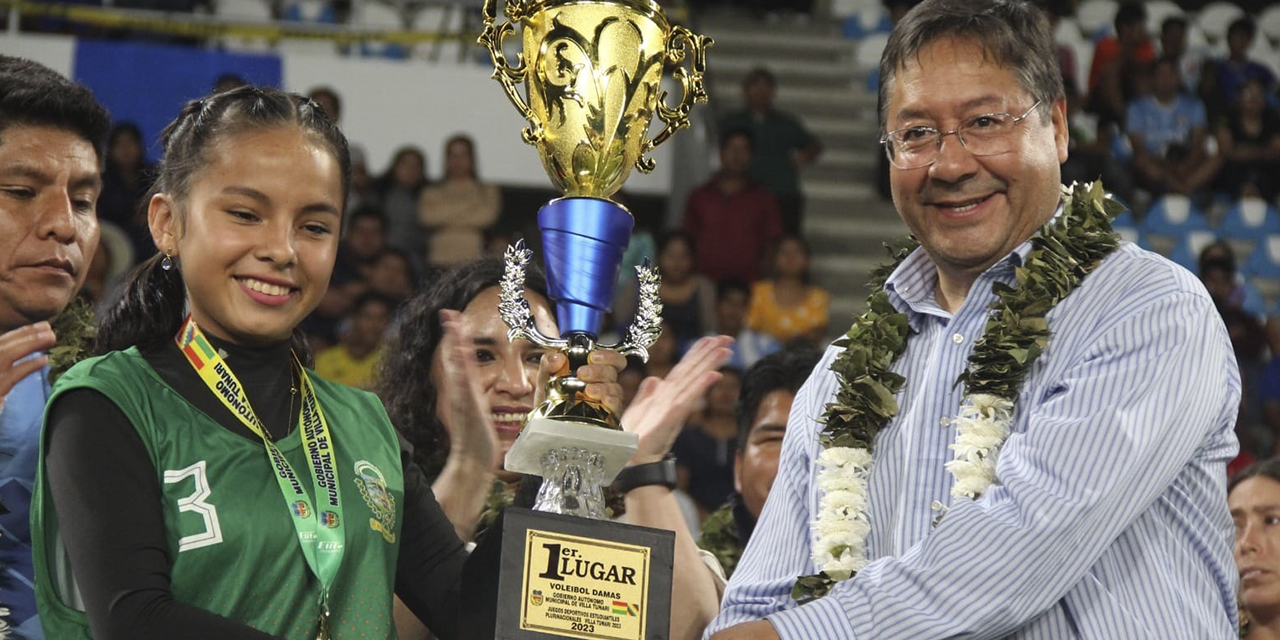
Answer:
[{"left": 161, "top": 251, "right": 174, "bottom": 271}]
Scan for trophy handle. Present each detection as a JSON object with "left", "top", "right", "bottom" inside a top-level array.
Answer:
[
  {"left": 479, "top": 0, "right": 545, "bottom": 145},
  {"left": 634, "top": 26, "right": 713, "bottom": 174},
  {"left": 499, "top": 241, "right": 568, "bottom": 350},
  {"left": 598, "top": 260, "right": 663, "bottom": 361}
]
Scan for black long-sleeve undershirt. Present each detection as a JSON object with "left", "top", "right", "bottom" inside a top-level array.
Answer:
[{"left": 44, "top": 338, "right": 466, "bottom": 640}]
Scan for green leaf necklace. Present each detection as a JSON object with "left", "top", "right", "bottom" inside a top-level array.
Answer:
[{"left": 793, "top": 181, "right": 1123, "bottom": 603}]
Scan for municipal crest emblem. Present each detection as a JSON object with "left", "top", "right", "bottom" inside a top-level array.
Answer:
[
  {"left": 531, "top": 590, "right": 543, "bottom": 606},
  {"left": 354, "top": 460, "right": 396, "bottom": 543}
]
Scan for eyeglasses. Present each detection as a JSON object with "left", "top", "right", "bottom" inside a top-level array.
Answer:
[{"left": 880, "top": 100, "right": 1043, "bottom": 170}]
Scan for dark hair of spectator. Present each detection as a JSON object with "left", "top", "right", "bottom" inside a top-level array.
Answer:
[
  {"left": 213, "top": 74, "right": 248, "bottom": 93},
  {"left": 1231, "top": 457, "right": 1280, "bottom": 492},
  {"left": 1200, "top": 258, "right": 1234, "bottom": 280},
  {"left": 351, "top": 290, "right": 397, "bottom": 317},
  {"left": 346, "top": 204, "right": 388, "bottom": 230},
  {"left": 0, "top": 55, "right": 111, "bottom": 158},
  {"left": 97, "top": 85, "right": 350, "bottom": 361},
  {"left": 1198, "top": 240, "right": 1238, "bottom": 275},
  {"left": 105, "top": 122, "right": 146, "bottom": 169},
  {"left": 378, "top": 257, "right": 548, "bottom": 478},
  {"left": 717, "top": 277, "right": 751, "bottom": 301},
  {"left": 719, "top": 127, "right": 754, "bottom": 151},
  {"left": 657, "top": 229, "right": 697, "bottom": 259},
  {"left": 1113, "top": 1, "right": 1145, "bottom": 31},
  {"left": 376, "top": 245, "right": 418, "bottom": 291},
  {"left": 1152, "top": 54, "right": 1180, "bottom": 75},
  {"left": 878, "top": 0, "right": 1063, "bottom": 129},
  {"left": 1161, "top": 14, "right": 1187, "bottom": 34},
  {"left": 735, "top": 345, "right": 822, "bottom": 450},
  {"left": 444, "top": 134, "right": 480, "bottom": 180},
  {"left": 743, "top": 67, "right": 776, "bottom": 89},
  {"left": 307, "top": 86, "right": 341, "bottom": 120},
  {"left": 1228, "top": 16, "right": 1257, "bottom": 41},
  {"left": 374, "top": 145, "right": 429, "bottom": 196},
  {"left": 772, "top": 233, "right": 813, "bottom": 285}
]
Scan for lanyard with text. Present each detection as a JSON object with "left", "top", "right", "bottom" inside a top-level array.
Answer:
[{"left": 176, "top": 316, "right": 343, "bottom": 639}]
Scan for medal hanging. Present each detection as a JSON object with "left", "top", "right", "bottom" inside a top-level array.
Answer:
[{"left": 177, "top": 316, "right": 346, "bottom": 638}]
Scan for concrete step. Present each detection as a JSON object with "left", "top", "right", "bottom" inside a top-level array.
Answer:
[
  {"left": 702, "top": 26, "right": 855, "bottom": 60},
  {"left": 709, "top": 55, "right": 860, "bottom": 86},
  {"left": 803, "top": 178, "right": 876, "bottom": 202},
  {"left": 712, "top": 90, "right": 877, "bottom": 121}
]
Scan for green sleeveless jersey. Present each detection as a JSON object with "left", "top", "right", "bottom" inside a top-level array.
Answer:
[{"left": 33, "top": 348, "right": 405, "bottom": 639}]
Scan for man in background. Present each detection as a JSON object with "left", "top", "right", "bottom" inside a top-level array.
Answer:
[
  {"left": 0, "top": 54, "right": 110, "bottom": 639},
  {"left": 718, "top": 68, "right": 822, "bottom": 235}
]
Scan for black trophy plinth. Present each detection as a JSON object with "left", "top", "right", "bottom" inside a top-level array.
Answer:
[{"left": 462, "top": 507, "right": 674, "bottom": 640}]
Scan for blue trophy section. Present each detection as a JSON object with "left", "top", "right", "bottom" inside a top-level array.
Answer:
[{"left": 538, "top": 197, "right": 634, "bottom": 338}]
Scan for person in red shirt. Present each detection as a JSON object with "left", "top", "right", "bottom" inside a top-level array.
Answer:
[
  {"left": 681, "top": 129, "right": 784, "bottom": 284},
  {"left": 1086, "top": 0, "right": 1155, "bottom": 126}
]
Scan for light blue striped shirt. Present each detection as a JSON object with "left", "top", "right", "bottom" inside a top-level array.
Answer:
[{"left": 707, "top": 240, "right": 1240, "bottom": 639}]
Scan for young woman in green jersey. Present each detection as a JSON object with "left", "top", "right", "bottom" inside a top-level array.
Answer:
[
  {"left": 30, "top": 86, "right": 620, "bottom": 640},
  {"left": 380, "top": 259, "right": 731, "bottom": 640}
]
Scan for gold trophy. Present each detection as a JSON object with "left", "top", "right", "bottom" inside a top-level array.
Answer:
[
  {"left": 462, "top": 3, "right": 711, "bottom": 638},
  {"left": 480, "top": 0, "right": 711, "bottom": 519}
]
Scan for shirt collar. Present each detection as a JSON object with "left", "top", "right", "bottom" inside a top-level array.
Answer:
[{"left": 882, "top": 205, "right": 1063, "bottom": 329}]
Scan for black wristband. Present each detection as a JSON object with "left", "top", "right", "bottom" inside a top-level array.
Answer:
[{"left": 612, "top": 455, "right": 677, "bottom": 494}]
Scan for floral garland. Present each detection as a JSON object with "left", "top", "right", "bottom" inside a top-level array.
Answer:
[{"left": 792, "top": 181, "right": 1124, "bottom": 603}]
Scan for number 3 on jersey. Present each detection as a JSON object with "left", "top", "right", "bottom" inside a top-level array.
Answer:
[{"left": 164, "top": 460, "right": 224, "bottom": 552}]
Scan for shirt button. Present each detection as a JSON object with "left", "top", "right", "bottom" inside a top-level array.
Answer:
[
  {"left": 939, "top": 416, "right": 950, "bottom": 427},
  {"left": 952, "top": 333, "right": 964, "bottom": 344}
]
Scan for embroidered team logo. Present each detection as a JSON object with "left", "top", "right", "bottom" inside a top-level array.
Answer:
[
  {"left": 354, "top": 460, "right": 396, "bottom": 543},
  {"left": 291, "top": 501, "right": 311, "bottom": 518}
]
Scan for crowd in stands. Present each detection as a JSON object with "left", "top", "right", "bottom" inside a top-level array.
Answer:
[
  {"left": 1022, "top": 0, "right": 1280, "bottom": 469},
  {"left": 75, "top": 72, "right": 837, "bottom": 533},
  {"left": 31, "top": 0, "right": 1280, "bottom": 527}
]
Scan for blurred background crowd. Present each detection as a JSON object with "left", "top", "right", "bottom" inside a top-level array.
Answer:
[{"left": 8, "top": 0, "right": 1280, "bottom": 527}]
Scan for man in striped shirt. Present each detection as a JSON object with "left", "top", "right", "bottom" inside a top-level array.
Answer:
[{"left": 706, "top": 1, "right": 1240, "bottom": 638}]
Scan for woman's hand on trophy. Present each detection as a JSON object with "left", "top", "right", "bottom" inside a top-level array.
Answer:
[
  {"left": 536, "top": 349, "right": 627, "bottom": 418},
  {"left": 436, "top": 310, "right": 500, "bottom": 470},
  {"left": 622, "top": 335, "right": 734, "bottom": 465}
]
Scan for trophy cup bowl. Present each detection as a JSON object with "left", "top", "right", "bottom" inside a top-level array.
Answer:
[{"left": 480, "top": 0, "right": 711, "bottom": 520}]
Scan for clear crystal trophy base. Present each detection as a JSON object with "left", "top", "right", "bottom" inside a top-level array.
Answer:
[
  {"left": 533, "top": 447, "right": 606, "bottom": 518},
  {"left": 503, "top": 418, "right": 638, "bottom": 519}
]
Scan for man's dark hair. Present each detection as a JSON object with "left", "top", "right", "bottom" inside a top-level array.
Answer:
[
  {"left": 719, "top": 127, "right": 754, "bottom": 151},
  {"left": 1228, "top": 16, "right": 1257, "bottom": 41},
  {"left": 346, "top": 204, "right": 387, "bottom": 231},
  {"left": 1113, "top": 1, "right": 1146, "bottom": 32},
  {"left": 736, "top": 345, "right": 822, "bottom": 450},
  {"left": 743, "top": 67, "right": 776, "bottom": 89},
  {"left": 351, "top": 290, "right": 397, "bottom": 317},
  {"left": 717, "top": 277, "right": 751, "bottom": 302},
  {"left": 878, "top": 0, "right": 1063, "bottom": 129},
  {"left": 1153, "top": 54, "right": 1180, "bottom": 74},
  {"left": 0, "top": 55, "right": 111, "bottom": 158},
  {"left": 1161, "top": 14, "right": 1187, "bottom": 35}
]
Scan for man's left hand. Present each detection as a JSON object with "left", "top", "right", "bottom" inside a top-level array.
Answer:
[{"left": 708, "top": 620, "right": 781, "bottom": 639}]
